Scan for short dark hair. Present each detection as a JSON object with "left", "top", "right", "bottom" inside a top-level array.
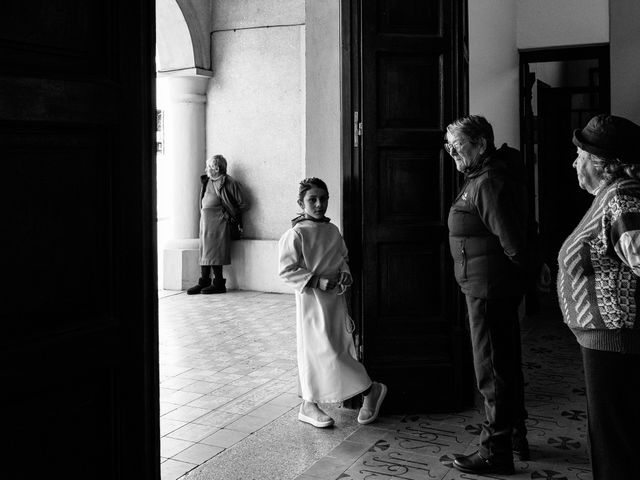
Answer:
[
  {"left": 446, "top": 115, "right": 496, "bottom": 152},
  {"left": 298, "top": 177, "right": 329, "bottom": 203}
]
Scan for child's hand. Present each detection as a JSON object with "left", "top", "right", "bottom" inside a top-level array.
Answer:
[{"left": 338, "top": 272, "right": 352, "bottom": 287}]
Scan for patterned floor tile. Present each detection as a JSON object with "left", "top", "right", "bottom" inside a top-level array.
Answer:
[
  {"left": 159, "top": 291, "right": 593, "bottom": 480},
  {"left": 340, "top": 445, "right": 450, "bottom": 480},
  {"left": 382, "top": 420, "right": 476, "bottom": 459}
]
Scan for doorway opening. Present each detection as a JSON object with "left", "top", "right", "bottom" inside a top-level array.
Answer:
[
  {"left": 519, "top": 45, "right": 610, "bottom": 310},
  {"left": 153, "top": 76, "right": 303, "bottom": 478}
]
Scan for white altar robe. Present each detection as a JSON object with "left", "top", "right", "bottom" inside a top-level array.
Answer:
[{"left": 278, "top": 220, "right": 371, "bottom": 403}]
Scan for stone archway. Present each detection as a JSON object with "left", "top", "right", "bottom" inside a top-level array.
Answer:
[{"left": 156, "top": 0, "right": 212, "bottom": 75}]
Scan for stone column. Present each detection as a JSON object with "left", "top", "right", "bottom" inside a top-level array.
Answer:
[{"left": 160, "top": 74, "right": 210, "bottom": 290}]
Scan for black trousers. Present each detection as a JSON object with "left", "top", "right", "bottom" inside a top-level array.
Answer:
[
  {"left": 581, "top": 346, "right": 640, "bottom": 480},
  {"left": 465, "top": 295, "right": 528, "bottom": 458}
]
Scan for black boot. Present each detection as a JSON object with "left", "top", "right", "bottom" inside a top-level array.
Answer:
[
  {"left": 512, "top": 437, "right": 530, "bottom": 461},
  {"left": 201, "top": 278, "right": 226, "bottom": 294},
  {"left": 187, "top": 277, "right": 211, "bottom": 295},
  {"left": 453, "top": 451, "right": 514, "bottom": 475}
]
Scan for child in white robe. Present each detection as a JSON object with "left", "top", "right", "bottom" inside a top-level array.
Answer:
[{"left": 278, "top": 177, "right": 387, "bottom": 428}]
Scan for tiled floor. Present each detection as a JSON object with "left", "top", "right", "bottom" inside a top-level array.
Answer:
[
  {"left": 159, "top": 290, "right": 591, "bottom": 480},
  {"left": 159, "top": 290, "right": 301, "bottom": 479}
]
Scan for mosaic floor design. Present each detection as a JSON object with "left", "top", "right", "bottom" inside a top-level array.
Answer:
[
  {"left": 296, "top": 300, "right": 592, "bottom": 480},
  {"left": 159, "top": 290, "right": 591, "bottom": 480}
]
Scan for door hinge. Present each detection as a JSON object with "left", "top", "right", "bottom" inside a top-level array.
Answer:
[{"left": 354, "top": 111, "right": 363, "bottom": 148}]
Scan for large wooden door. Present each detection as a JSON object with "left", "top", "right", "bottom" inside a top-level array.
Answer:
[
  {"left": 0, "top": 1, "right": 158, "bottom": 477},
  {"left": 354, "top": 0, "right": 470, "bottom": 411}
]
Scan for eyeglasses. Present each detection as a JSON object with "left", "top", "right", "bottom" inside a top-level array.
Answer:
[{"left": 444, "top": 140, "right": 469, "bottom": 157}]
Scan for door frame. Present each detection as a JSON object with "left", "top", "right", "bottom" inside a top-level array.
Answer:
[
  {"left": 340, "top": 0, "right": 363, "bottom": 344},
  {"left": 518, "top": 44, "right": 610, "bottom": 225}
]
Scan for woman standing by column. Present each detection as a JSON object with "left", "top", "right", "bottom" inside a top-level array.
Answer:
[{"left": 187, "top": 154, "right": 249, "bottom": 294}]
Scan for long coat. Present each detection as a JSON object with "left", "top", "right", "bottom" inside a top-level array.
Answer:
[
  {"left": 198, "top": 174, "right": 248, "bottom": 265},
  {"left": 278, "top": 219, "right": 371, "bottom": 403}
]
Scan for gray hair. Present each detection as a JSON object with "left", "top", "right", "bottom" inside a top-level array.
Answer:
[
  {"left": 587, "top": 151, "right": 640, "bottom": 184},
  {"left": 446, "top": 115, "right": 496, "bottom": 153},
  {"left": 207, "top": 154, "right": 227, "bottom": 174}
]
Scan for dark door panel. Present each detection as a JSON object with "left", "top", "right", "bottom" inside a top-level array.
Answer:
[
  {"left": 0, "top": 1, "right": 158, "bottom": 477},
  {"left": 356, "top": 0, "right": 471, "bottom": 411}
]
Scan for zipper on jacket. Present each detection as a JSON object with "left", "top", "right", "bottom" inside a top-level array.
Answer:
[{"left": 460, "top": 240, "right": 467, "bottom": 280}]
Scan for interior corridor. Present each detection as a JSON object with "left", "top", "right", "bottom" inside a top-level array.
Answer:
[{"left": 159, "top": 290, "right": 591, "bottom": 480}]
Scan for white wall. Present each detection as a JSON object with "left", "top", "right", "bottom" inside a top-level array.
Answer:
[
  {"left": 207, "top": 0, "right": 305, "bottom": 241},
  {"left": 211, "top": 0, "right": 303, "bottom": 30},
  {"left": 207, "top": 0, "right": 343, "bottom": 238},
  {"left": 468, "top": 0, "right": 611, "bottom": 148},
  {"left": 305, "top": 0, "right": 342, "bottom": 228},
  {"left": 517, "top": 0, "right": 609, "bottom": 50},
  {"left": 203, "top": 0, "right": 345, "bottom": 293},
  {"left": 468, "top": 0, "right": 519, "bottom": 148},
  {"left": 207, "top": 26, "right": 304, "bottom": 240},
  {"left": 610, "top": 0, "right": 640, "bottom": 124}
]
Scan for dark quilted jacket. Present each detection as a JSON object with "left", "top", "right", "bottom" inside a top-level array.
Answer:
[{"left": 447, "top": 144, "right": 528, "bottom": 299}]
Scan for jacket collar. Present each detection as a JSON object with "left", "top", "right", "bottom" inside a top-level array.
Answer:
[
  {"left": 291, "top": 214, "right": 331, "bottom": 227},
  {"left": 201, "top": 173, "right": 227, "bottom": 186}
]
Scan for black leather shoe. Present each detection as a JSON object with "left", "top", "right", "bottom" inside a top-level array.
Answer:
[
  {"left": 513, "top": 438, "right": 530, "bottom": 461},
  {"left": 453, "top": 451, "right": 515, "bottom": 475}
]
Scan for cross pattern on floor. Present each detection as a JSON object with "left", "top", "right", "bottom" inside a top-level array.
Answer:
[{"left": 159, "top": 290, "right": 591, "bottom": 480}]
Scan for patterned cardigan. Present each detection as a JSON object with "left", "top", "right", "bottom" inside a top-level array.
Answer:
[{"left": 557, "top": 178, "right": 640, "bottom": 353}]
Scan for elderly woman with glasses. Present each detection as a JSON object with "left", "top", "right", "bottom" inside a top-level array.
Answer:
[
  {"left": 446, "top": 115, "right": 529, "bottom": 475},
  {"left": 557, "top": 114, "right": 640, "bottom": 480}
]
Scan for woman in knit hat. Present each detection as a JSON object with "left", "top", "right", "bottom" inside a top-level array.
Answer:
[{"left": 557, "top": 114, "right": 640, "bottom": 480}]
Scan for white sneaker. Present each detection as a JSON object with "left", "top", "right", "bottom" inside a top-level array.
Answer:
[
  {"left": 357, "top": 382, "right": 387, "bottom": 425},
  {"left": 298, "top": 402, "right": 334, "bottom": 428}
]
